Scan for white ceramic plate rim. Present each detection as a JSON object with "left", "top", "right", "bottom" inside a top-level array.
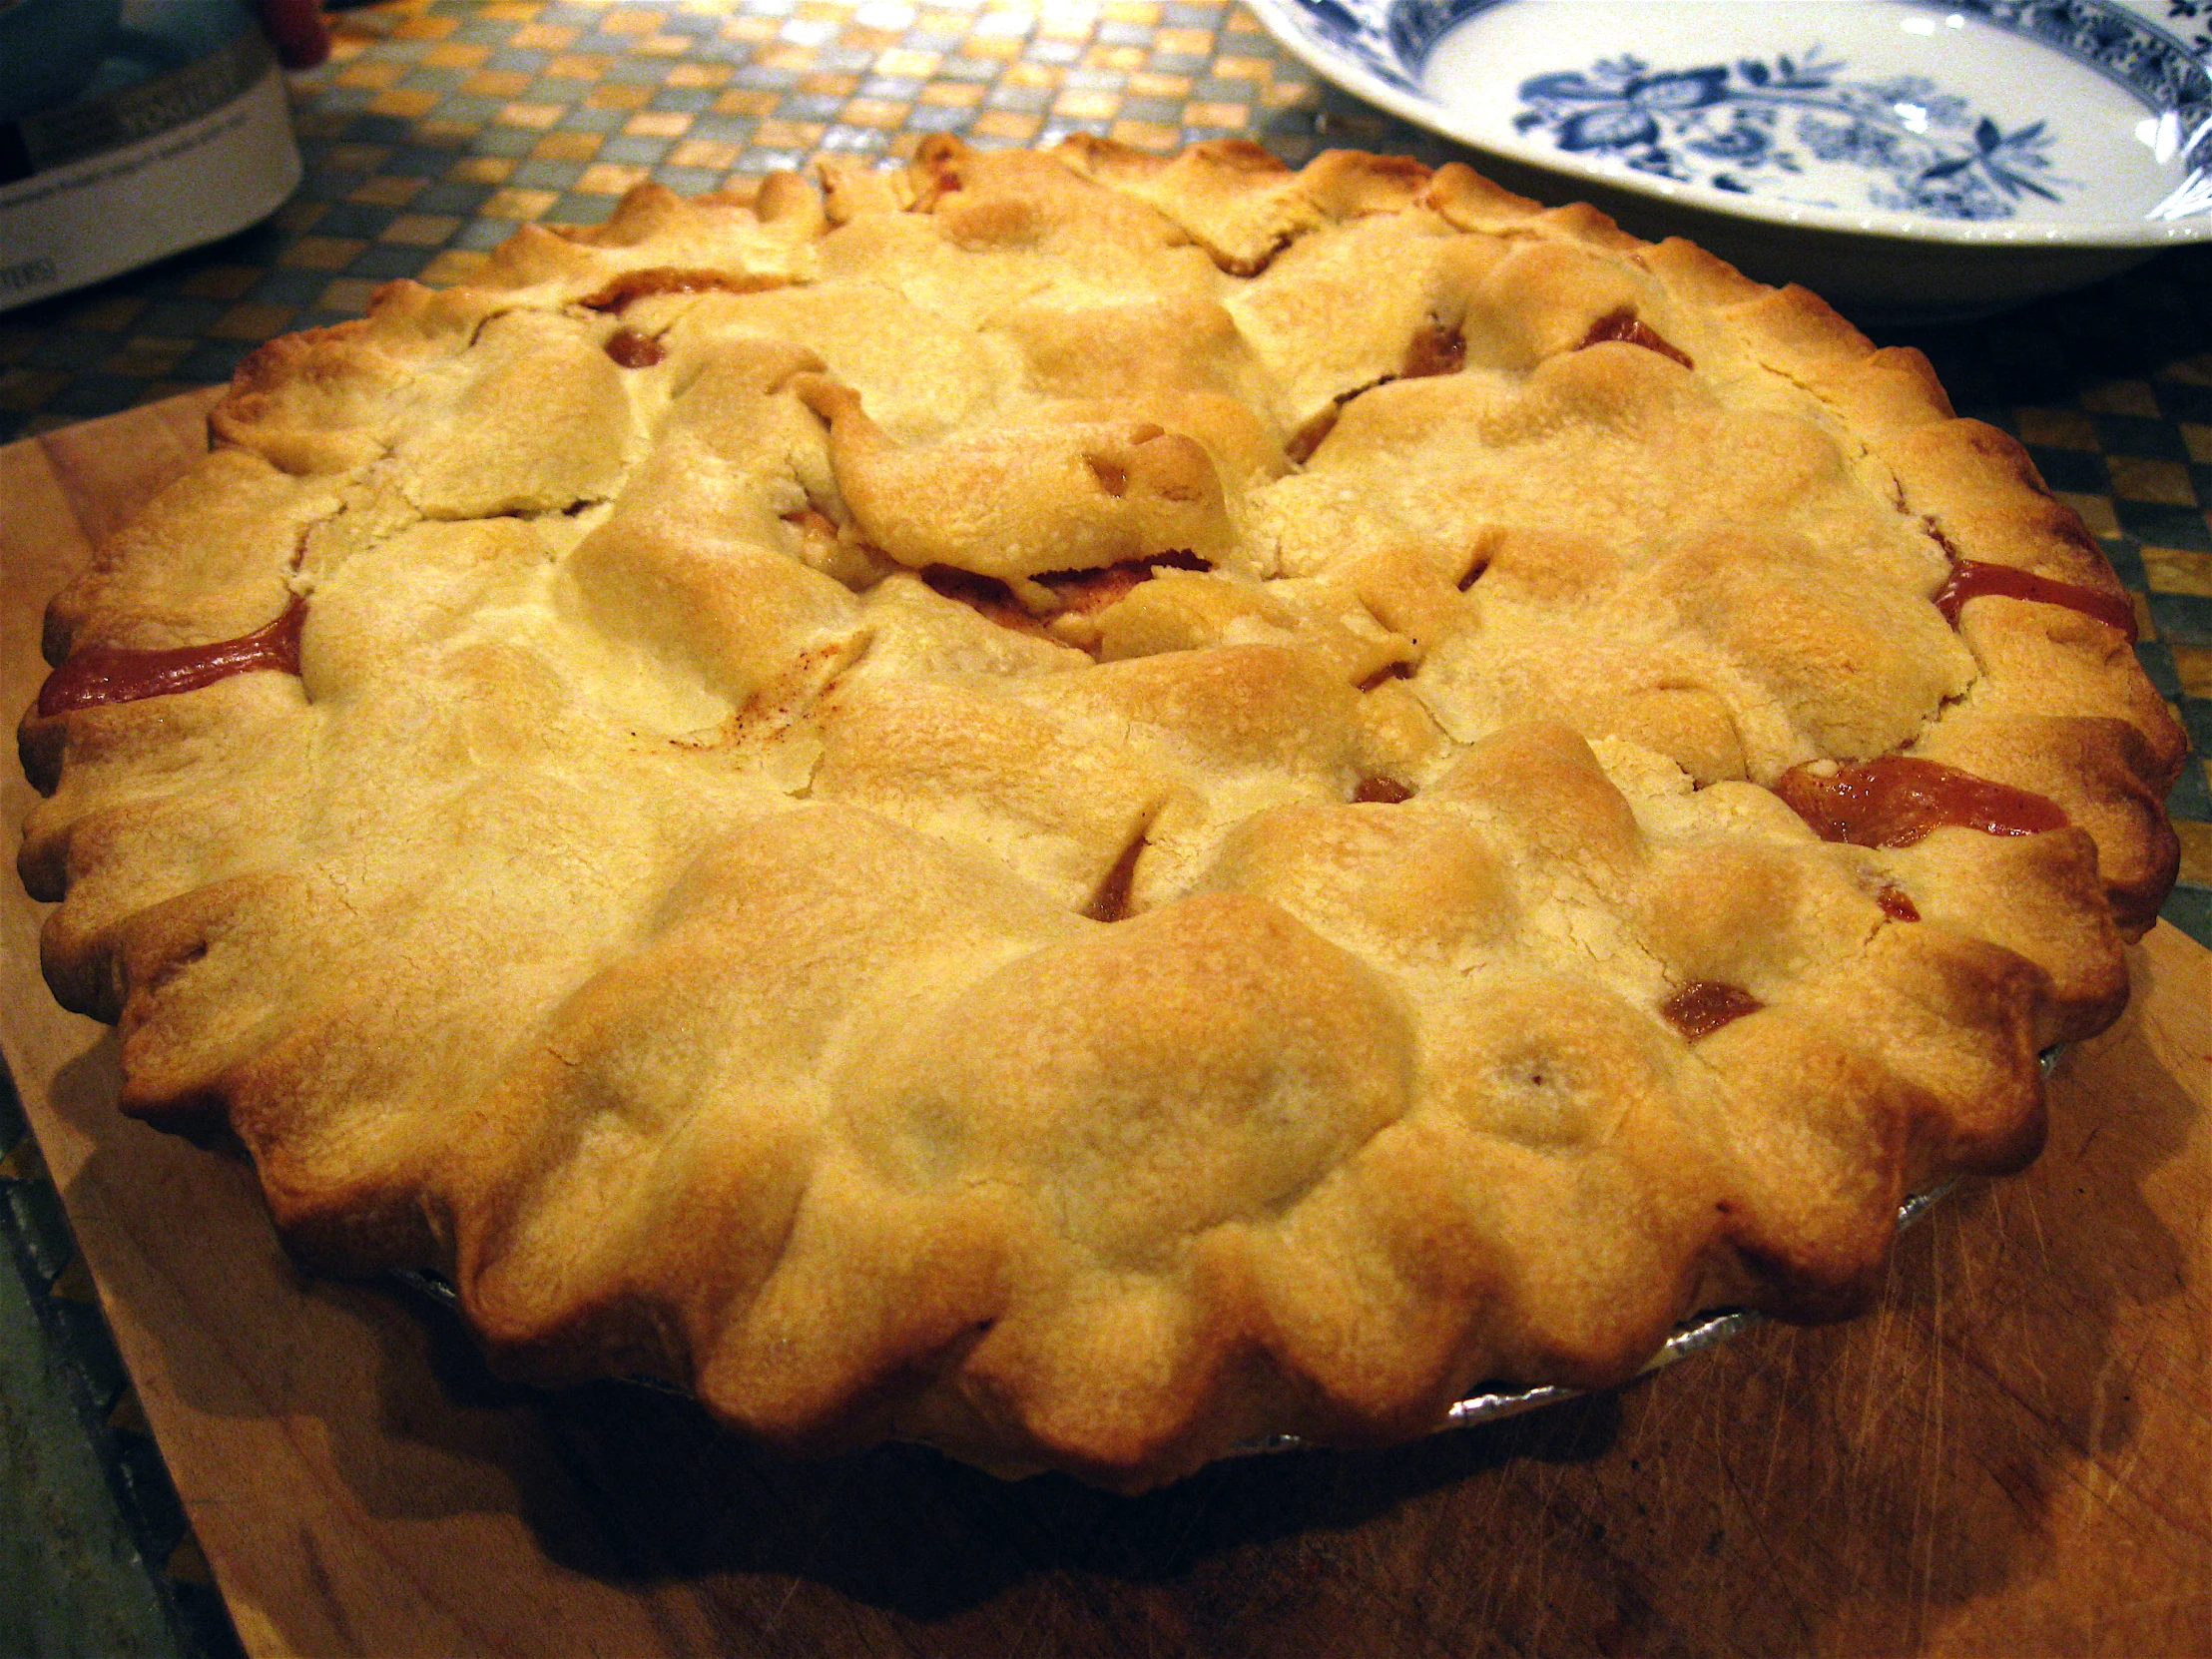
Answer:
[{"left": 1244, "top": 0, "right": 2212, "bottom": 248}]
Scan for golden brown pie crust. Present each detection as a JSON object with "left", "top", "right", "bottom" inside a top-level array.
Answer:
[{"left": 17, "top": 138, "right": 2185, "bottom": 1488}]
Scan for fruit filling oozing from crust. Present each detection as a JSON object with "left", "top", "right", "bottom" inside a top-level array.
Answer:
[
  {"left": 1774, "top": 757, "right": 2069, "bottom": 848},
  {"left": 18, "top": 138, "right": 2185, "bottom": 1490},
  {"left": 36, "top": 596, "right": 306, "bottom": 716},
  {"left": 1933, "top": 559, "right": 2137, "bottom": 638},
  {"left": 1660, "top": 980, "right": 1764, "bottom": 1039},
  {"left": 1578, "top": 308, "right": 1694, "bottom": 369},
  {"left": 604, "top": 327, "right": 664, "bottom": 368},
  {"left": 1875, "top": 885, "right": 1922, "bottom": 922},
  {"left": 1353, "top": 774, "right": 1414, "bottom": 804}
]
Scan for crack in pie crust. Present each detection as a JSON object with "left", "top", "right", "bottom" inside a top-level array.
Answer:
[{"left": 17, "top": 138, "right": 2184, "bottom": 1489}]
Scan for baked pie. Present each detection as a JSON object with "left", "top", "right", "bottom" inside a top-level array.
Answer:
[{"left": 18, "top": 138, "right": 2183, "bottom": 1488}]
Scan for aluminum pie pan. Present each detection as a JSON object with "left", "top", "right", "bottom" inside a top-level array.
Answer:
[{"left": 385, "top": 1180, "right": 1957, "bottom": 1445}]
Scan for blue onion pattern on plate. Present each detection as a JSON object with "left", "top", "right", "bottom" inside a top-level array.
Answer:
[
  {"left": 1280, "top": 0, "right": 2212, "bottom": 116},
  {"left": 1513, "top": 50, "right": 2070, "bottom": 221},
  {"left": 2166, "top": 0, "right": 2212, "bottom": 51},
  {"left": 1250, "top": 0, "right": 2212, "bottom": 227},
  {"left": 1244, "top": 0, "right": 2212, "bottom": 313}
]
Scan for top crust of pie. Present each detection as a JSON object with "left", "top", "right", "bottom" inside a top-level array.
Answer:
[{"left": 18, "top": 138, "right": 2184, "bottom": 1487}]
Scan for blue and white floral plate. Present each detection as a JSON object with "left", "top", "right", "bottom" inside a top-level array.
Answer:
[{"left": 1243, "top": 0, "right": 2212, "bottom": 318}]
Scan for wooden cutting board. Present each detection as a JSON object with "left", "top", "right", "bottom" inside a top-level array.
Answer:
[{"left": 3, "top": 394, "right": 2208, "bottom": 1658}]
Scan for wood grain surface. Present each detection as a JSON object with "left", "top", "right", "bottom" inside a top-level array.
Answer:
[{"left": 2, "top": 396, "right": 2208, "bottom": 1658}]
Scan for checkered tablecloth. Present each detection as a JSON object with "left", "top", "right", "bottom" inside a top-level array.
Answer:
[{"left": 1, "top": 9, "right": 2208, "bottom": 1650}]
